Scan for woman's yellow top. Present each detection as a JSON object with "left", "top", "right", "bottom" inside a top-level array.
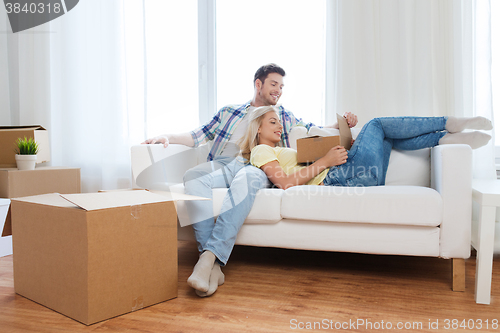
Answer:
[{"left": 250, "top": 145, "right": 329, "bottom": 186}]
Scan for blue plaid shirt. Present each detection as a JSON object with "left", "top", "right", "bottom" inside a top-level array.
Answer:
[{"left": 191, "top": 102, "right": 315, "bottom": 161}]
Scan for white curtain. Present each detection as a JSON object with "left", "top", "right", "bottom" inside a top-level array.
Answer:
[
  {"left": 1, "top": 0, "right": 495, "bottom": 192},
  {"left": 327, "top": 0, "right": 495, "bottom": 179},
  {"left": 0, "top": 0, "right": 146, "bottom": 192}
]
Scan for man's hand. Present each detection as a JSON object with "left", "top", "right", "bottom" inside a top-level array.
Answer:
[
  {"left": 326, "top": 112, "right": 359, "bottom": 129},
  {"left": 343, "top": 112, "right": 358, "bottom": 128},
  {"left": 142, "top": 136, "right": 170, "bottom": 148},
  {"left": 141, "top": 133, "right": 195, "bottom": 148}
]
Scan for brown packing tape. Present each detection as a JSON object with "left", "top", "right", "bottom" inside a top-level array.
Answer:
[
  {"left": 132, "top": 296, "right": 144, "bottom": 312},
  {"left": 130, "top": 205, "right": 141, "bottom": 219}
]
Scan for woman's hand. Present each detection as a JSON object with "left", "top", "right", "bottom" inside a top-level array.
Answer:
[
  {"left": 343, "top": 112, "right": 358, "bottom": 128},
  {"left": 321, "top": 146, "right": 348, "bottom": 167}
]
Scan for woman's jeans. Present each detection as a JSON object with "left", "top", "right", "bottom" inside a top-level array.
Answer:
[
  {"left": 323, "top": 117, "right": 448, "bottom": 187},
  {"left": 183, "top": 156, "right": 270, "bottom": 266}
]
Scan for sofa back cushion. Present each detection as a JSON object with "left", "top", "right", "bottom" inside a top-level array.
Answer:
[{"left": 192, "top": 125, "right": 431, "bottom": 187}]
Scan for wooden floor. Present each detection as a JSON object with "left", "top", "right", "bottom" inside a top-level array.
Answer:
[{"left": 1, "top": 241, "right": 499, "bottom": 332}]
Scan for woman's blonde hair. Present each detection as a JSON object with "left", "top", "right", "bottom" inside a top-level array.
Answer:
[{"left": 238, "top": 106, "right": 280, "bottom": 161}]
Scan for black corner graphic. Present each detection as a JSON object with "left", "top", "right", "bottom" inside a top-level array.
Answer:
[
  {"left": 4, "top": 0, "right": 80, "bottom": 33},
  {"left": 64, "top": 0, "right": 78, "bottom": 12}
]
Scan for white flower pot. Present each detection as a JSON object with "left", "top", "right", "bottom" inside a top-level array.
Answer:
[{"left": 15, "top": 154, "right": 37, "bottom": 171}]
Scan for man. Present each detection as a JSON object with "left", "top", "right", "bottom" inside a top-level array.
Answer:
[{"left": 143, "top": 64, "right": 357, "bottom": 297}]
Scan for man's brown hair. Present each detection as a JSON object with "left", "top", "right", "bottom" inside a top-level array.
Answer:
[{"left": 254, "top": 63, "right": 286, "bottom": 86}]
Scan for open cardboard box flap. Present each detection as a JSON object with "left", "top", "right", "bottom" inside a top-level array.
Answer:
[
  {"left": 0, "top": 125, "right": 46, "bottom": 131},
  {"left": 2, "top": 190, "right": 209, "bottom": 236},
  {"left": 336, "top": 113, "right": 353, "bottom": 150},
  {"left": 61, "top": 190, "right": 208, "bottom": 211}
]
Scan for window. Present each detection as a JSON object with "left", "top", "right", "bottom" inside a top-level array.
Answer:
[
  {"left": 144, "top": 0, "right": 199, "bottom": 137},
  {"left": 216, "top": 0, "right": 326, "bottom": 125},
  {"left": 140, "top": 0, "right": 326, "bottom": 137}
]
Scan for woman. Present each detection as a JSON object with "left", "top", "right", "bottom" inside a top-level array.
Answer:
[{"left": 239, "top": 106, "right": 492, "bottom": 189}]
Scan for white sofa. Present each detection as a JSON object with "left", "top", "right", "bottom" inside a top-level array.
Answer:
[{"left": 131, "top": 127, "right": 472, "bottom": 290}]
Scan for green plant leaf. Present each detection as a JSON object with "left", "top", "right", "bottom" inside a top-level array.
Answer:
[{"left": 14, "top": 136, "right": 39, "bottom": 155}]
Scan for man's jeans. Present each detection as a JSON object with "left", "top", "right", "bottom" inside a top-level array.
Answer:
[
  {"left": 183, "top": 156, "right": 270, "bottom": 265},
  {"left": 323, "top": 117, "right": 448, "bottom": 187}
]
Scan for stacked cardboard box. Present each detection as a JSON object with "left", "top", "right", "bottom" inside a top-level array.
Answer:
[
  {"left": 0, "top": 127, "right": 79, "bottom": 199},
  {"left": 0, "top": 126, "right": 50, "bottom": 167},
  {"left": 0, "top": 127, "right": 197, "bottom": 324},
  {"left": 0, "top": 167, "right": 81, "bottom": 199},
  {"left": 0, "top": 127, "right": 81, "bottom": 258},
  {"left": 0, "top": 167, "right": 81, "bottom": 256}
]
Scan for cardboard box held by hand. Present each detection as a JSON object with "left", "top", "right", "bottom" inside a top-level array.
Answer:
[
  {"left": 296, "top": 114, "right": 352, "bottom": 163},
  {"left": 3, "top": 190, "right": 208, "bottom": 325}
]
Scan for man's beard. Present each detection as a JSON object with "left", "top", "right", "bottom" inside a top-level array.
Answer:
[{"left": 263, "top": 93, "right": 278, "bottom": 106}]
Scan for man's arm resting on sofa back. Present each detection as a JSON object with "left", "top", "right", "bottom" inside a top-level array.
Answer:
[{"left": 142, "top": 132, "right": 195, "bottom": 148}]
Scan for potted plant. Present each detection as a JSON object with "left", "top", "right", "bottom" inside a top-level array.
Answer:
[{"left": 14, "top": 136, "right": 39, "bottom": 170}]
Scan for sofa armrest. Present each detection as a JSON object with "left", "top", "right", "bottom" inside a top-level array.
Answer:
[
  {"left": 131, "top": 144, "right": 198, "bottom": 189},
  {"left": 431, "top": 144, "right": 472, "bottom": 259}
]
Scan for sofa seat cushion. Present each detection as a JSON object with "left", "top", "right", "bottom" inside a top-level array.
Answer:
[
  {"left": 281, "top": 185, "right": 443, "bottom": 227},
  {"left": 169, "top": 184, "right": 283, "bottom": 224},
  {"left": 213, "top": 188, "right": 284, "bottom": 224}
]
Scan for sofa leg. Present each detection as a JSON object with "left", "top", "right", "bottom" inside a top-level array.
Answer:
[{"left": 452, "top": 258, "right": 465, "bottom": 292}]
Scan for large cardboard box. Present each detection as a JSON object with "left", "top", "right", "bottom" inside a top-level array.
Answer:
[
  {"left": 0, "top": 167, "right": 81, "bottom": 200},
  {"left": 297, "top": 114, "right": 353, "bottom": 163},
  {"left": 5, "top": 190, "right": 205, "bottom": 325},
  {"left": 0, "top": 126, "right": 50, "bottom": 167}
]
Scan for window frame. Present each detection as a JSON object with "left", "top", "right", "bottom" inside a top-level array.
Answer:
[
  {"left": 197, "top": 0, "right": 330, "bottom": 127},
  {"left": 197, "top": 0, "right": 217, "bottom": 126}
]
